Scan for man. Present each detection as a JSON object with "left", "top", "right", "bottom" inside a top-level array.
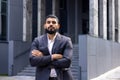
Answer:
[{"left": 29, "top": 15, "right": 73, "bottom": 80}]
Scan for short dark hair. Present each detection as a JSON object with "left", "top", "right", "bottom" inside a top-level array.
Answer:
[{"left": 45, "top": 14, "right": 59, "bottom": 23}]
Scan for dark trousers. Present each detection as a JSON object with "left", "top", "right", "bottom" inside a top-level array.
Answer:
[{"left": 49, "top": 77, "right": 58, "bottom": 80}]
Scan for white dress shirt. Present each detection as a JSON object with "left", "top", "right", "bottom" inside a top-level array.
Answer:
[{"left": 47, "top": 33, "right": 57, "bottom": 77}]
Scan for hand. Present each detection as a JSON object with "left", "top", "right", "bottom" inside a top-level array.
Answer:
[
  {"left": 32, "top": 50, "right": 43, "bottom": 57},
  {"left": 52, "top": 54, "right": 63, "bottom": 60}
]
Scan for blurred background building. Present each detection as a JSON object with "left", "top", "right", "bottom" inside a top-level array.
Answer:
[{"left": 0, "top": 0, "right": 120, "bottom": 80}]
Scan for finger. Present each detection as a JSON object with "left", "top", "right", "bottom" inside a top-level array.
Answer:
[
  {"left": 31, "top": 51, "right": 35, "bottom": 54},
  {"left": 32, "top": 50, "right": 38, "bottom": 54},
  {"left": 37, "top": 53, "right": 42, "bottom": 56},
  {"left": 32, "top": 50, "right": 40, "bottom": 53},
  {"left": 32, "top": 53, "right": 37, "bottom": 56},
  {"left": 32, "top": 53, "right": 41, "bottom": 57}
]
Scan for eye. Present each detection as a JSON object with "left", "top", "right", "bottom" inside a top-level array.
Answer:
[
  {"left": 47, "top": 21, "right": 51, "bottom": 24},
  {"left": 52, "top": 21, "right": 56, "bottom": 24},
  {"left": 46, "top": 21, "right": 57, "bottom": 24}
]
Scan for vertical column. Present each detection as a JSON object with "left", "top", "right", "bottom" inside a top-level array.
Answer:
[
  {"left": 115, "top": 0, "right": 118, "bottom": 42},
  {"left": 26, "top": 0, "right": 32, "bottom": 41},
  {"left": 38, "top": 0, "right": 46, "bottom": 36},
  {"left": 23, "top": 0, "right": 32, "bottom": 41},
  {"left": 38, "top": 0, "right": 45, "bottom": 35},
  {"left": 67, "top": 0, "right": 76, "bottom": 43},
  {"left": 118, "top": 0, "right": 120, "bottom": 43},
  {"left": 52, "top": 0, "right": 55, "bottom": 15},
  {"left": 75, "top": 0, "right": 78, "bottom": 43},
  {"left": 38, "top": 0, "right": 41, "bottom": 36},
  {"left": 0, "top": 1, "right": 1, "bottom": 35},
  {"left": 99, "top": 0, "right": 107, "bottom": 39},
  {"left": 89, "top": 0, "right": 98, "bottom": 37},
  {"left": 52, "top": 0, "right": 59, "bottom": 16},
  {"left": 23, "top": 0, "right": 27, "bottom": 41},
  {"left": 108, "top": 0, "right": 115, "bottom": 41},
  {"left": 8, "top": 41, "right": 14, "bottom": 75}
]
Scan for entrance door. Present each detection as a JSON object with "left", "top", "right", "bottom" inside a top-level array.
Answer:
[
  {"left": 32, "top": 0, "right": 38, "bottom": 40},
  {"left": 59, "top": 0, "right": 67, "bottom": 35}
]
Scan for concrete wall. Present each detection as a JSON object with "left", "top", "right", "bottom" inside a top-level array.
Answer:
[
  {"left": 7, "top": 0, "right": 23, "bottom": 41},
  {"left": 8, "top": 41, "right": 31, "bottom": 75},
  {"left": 0, "top": 42, "right": 8, "bottom": 75},
  {"left": 79, "top": 35, "right": 120, "bottom": 80},
  {"left": 79, "top": 35, "right": 87, "bottom": 80},
  {"left": 0, "top": 41, "right": 30, "bottom": 75}
]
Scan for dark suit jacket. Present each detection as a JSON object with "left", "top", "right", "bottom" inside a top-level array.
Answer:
[{"left": 29, "top": 33, "right": 74, "bottom": 80}]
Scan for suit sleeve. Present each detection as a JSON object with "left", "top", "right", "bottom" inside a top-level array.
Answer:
[
  {"left": 52, "top": 38, "right": 73, "bottom": 68},
  {"left": 29, "top": 38, "right": 52, "bottom": 67}
]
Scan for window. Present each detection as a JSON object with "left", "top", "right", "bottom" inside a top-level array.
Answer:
[{"left": 0, "top": 0, "right": 7, "bottom": 40}]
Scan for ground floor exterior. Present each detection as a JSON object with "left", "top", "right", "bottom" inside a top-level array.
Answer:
[{"left": 0, "top": 0, "right": 120, "bottom": 80}]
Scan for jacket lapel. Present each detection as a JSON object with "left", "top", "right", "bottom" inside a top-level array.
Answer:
[
  {"left": 52, "top": 33, "right": 61, "bottom": 54},
  {"left": 42, "top": 34, "right": 50, "bottom": 55}
]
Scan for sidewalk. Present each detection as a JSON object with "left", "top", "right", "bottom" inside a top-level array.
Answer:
[
  {"left": 91, "top": 66, "right": 120, "bottom": 80},
  {"left": 1, "top": 66, "right": 120, "bottom": 80},
  {"left": 0, "top": 76, "right": 35, "bottom": 80}
]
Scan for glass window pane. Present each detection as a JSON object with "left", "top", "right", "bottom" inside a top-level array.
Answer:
[
  {"left": 1, "top": 2, "right": 7, "bottom": 14},
  {"left": 0, "top": 0, "right": 7, "bottom": 40},
  {"left": 2, "top": 0, "right": 7, "bottom": 1},
  {"left": 0, "top": 15, "right": 7, "bottom": 40}
]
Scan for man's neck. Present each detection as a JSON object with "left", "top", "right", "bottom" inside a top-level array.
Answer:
[{"left": 47, "top": 33, "right": 56, "bottom": 40}]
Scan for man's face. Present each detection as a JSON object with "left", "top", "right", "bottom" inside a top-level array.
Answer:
[{"left": 44, "top": 18, "right": 60, "bottom": 34}]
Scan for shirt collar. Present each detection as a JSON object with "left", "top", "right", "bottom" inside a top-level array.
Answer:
[{"left": 47, "top": 32, "right": 58, "bottom": 42}]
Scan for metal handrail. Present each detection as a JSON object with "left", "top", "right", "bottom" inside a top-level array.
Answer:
[{"left": 14, "top": 48, "right": 30, "bottom": 59}]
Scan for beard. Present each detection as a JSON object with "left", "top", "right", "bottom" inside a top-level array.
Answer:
[{"left": 45, "top": 28, "right": 58, "bottom": 34}]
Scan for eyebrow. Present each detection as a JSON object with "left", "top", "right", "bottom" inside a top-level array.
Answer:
[{"left": 46, "top": 21, "right": 57, "bottom": 24}]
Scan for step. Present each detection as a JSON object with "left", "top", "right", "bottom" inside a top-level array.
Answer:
[
  {"left": 17, "top": 73, "right": 35, "bottom": 76},
  {"left": 17, "top": 44, "right": 79, "bottom": 79}
]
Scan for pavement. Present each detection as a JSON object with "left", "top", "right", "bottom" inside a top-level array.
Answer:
[
  {"left": 0, "top": 76, "right": 35, "bottom": 80},
  {"left": 91, "top": 66, "right": 120, "bottom": 80},
  {"left": 0, "top": 66, "right": 120, "bottom": 80}
]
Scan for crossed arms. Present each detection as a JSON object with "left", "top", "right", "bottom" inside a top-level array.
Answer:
[
  {"left": 29, "top": 38, "right": 73, "bottom": 68},
  {"left": 32, "top": 49, "right": 63, "bottom": 60}
]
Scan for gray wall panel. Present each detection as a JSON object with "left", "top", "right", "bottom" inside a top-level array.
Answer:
[
  {"left": 79, "top": 35, "right": 120, "bottom": 80},
  {"left": 0, "top": 42, "right": 8, "bottom": 75},
  {"left": 8, "top": 0, "right": 23, "bottom": 41},
  {"left": 8, "top": 41, "right": 31, "bottom": 75},
  {"left": 79, "top": 35, "right": 87, "bottom": 80}
]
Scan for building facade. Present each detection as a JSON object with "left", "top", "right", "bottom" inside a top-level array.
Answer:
[{"left": 0, "top": 0, "right": 120, "bottom": 79}]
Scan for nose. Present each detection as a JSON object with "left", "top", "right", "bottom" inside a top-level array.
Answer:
[{"left": 50, "top": 22, "right": 53, "bottom": 25}]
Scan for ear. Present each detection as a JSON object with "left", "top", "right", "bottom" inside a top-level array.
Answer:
[
  {"left": 44, "top": 24, "right": 46, "bottom": 29},
  {"left": 57, "top": 24, "right": 60, "bottom": 29}
]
